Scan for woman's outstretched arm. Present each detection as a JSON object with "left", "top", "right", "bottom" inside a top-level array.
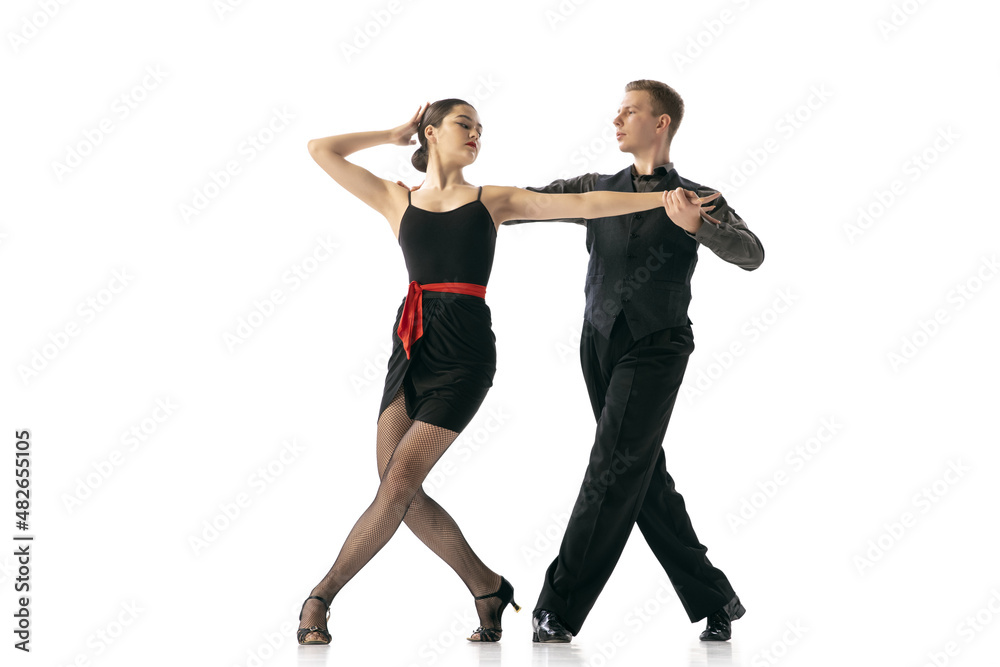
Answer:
[
  {"left": 485, "top": 186, "right": 719, "bottom": 226},
  {"left": 307, "top": 103, "right": 428, "bottom": 231}
]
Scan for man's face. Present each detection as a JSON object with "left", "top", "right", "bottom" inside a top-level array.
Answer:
[{"left": 612, "top": 90, "right": 668, "bottom": 153}]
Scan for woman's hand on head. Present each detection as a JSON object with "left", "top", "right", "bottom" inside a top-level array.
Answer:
[{"left": 389, "top": 102, "right": 430, "bottom": 146}]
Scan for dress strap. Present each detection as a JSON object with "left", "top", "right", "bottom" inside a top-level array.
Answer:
[
  {"left": 477, "top": 185, "right": 482, "bottom": 201},
  {"left": 407, "top": 188, "right": 411, "bottom": 203}
]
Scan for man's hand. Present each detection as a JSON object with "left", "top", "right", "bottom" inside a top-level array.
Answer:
[
  {"left": 662, "top": 188, "right": 721, "bottom": 233},
  {"left": 395, "top": 180, "right": 423, "bottom": 191}
]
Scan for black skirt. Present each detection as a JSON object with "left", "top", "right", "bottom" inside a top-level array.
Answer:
[{"left": 378, "top": 291, "right": 496, "bottom": 433}]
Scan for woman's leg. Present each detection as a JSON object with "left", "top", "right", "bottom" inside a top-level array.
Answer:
[
  {"left": 298, "top": 387, "right": 504, "bottom": 641},
  {"left": 374, "top": 389, "right": 503, "bottom": 626}
]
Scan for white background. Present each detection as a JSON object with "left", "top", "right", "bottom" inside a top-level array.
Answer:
[{"left": 3, "top": 0, "right": 999, "bottom": 665}]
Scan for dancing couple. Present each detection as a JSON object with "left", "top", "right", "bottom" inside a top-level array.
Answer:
[{"left": 297, "top": 79, "right": 764, "bottom": 646}]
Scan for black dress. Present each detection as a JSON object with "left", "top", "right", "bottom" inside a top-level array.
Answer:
[{"left": 377, "top": 186, "right": 497, "bottom": 433}]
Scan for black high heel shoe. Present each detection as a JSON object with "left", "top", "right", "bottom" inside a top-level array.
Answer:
[
  {"left": 297, "top": 595, "right": 332, "bottom": 645},
  {"left": 467, "top": 576, "right": 521, "bottom": 642}
]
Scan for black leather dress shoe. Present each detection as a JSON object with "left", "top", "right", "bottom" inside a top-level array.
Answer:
[
  {"left": 699, "top": 597, "right": 746, "bottom": 641},
  {"left": 532, "top": 609, "right": 573, "bottom": 643}
]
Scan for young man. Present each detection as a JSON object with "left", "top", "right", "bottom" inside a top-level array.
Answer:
[{"left": 503, "top": 79, "right": 763, "bottom": 643}]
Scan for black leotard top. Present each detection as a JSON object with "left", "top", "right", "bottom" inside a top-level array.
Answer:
[{"left": 398, "top": 186, "right": 497, "bottom": 286}]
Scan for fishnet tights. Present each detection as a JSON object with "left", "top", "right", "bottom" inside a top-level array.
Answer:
[{"left": 298, "top": 387, "right": 504, "bottom": 642}]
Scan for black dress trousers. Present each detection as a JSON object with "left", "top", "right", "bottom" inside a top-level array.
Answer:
[{"left": 536, "top": 313, "right": 738, "bottom": 635}]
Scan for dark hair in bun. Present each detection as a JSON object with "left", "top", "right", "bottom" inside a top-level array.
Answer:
[{"left": 411, "top": 98, "right": 475, "bottom": 173}]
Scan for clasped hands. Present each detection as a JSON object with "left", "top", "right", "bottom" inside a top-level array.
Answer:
[{"left": 664, "top": 188, "right": 722, "bottom": 234}]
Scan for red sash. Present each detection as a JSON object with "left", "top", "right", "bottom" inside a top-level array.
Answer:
[{"left": 396, "top": 281, "right": 487, "bottom": 359}]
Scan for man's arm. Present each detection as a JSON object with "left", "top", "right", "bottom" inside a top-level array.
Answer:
[
  {"left": 501, "top": 173, "right": 600, "bottom": 226},
  {"left": 685, "top": 188, "right": 764, "bottom": 270}
]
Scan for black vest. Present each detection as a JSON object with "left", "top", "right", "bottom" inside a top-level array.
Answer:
[{"left": 584, "top": 166, "right": 702, "bottom": 339}]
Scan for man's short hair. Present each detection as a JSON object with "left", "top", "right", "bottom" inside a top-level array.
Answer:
[{"left": 625, "top": 80, "right": 684, "bottom": 144}]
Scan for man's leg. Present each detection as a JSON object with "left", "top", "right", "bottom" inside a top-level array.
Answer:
[
  {"left": 636, "top": 446, "right": 740, "bottom": 622},
  {"left": 535, "top": 317, "right": 693, "bottom": 636},
  {"left": 633, "top": 323, "right": 743, "bottom": 632}
]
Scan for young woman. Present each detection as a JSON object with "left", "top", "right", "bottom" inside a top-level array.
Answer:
[{"left": 298, "top": 98, "right": 719, "bottom": 645}]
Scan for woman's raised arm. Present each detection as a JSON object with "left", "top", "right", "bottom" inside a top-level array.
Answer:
[{"left": 307, "top": 103, "right": 429, "bottom": 230}]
